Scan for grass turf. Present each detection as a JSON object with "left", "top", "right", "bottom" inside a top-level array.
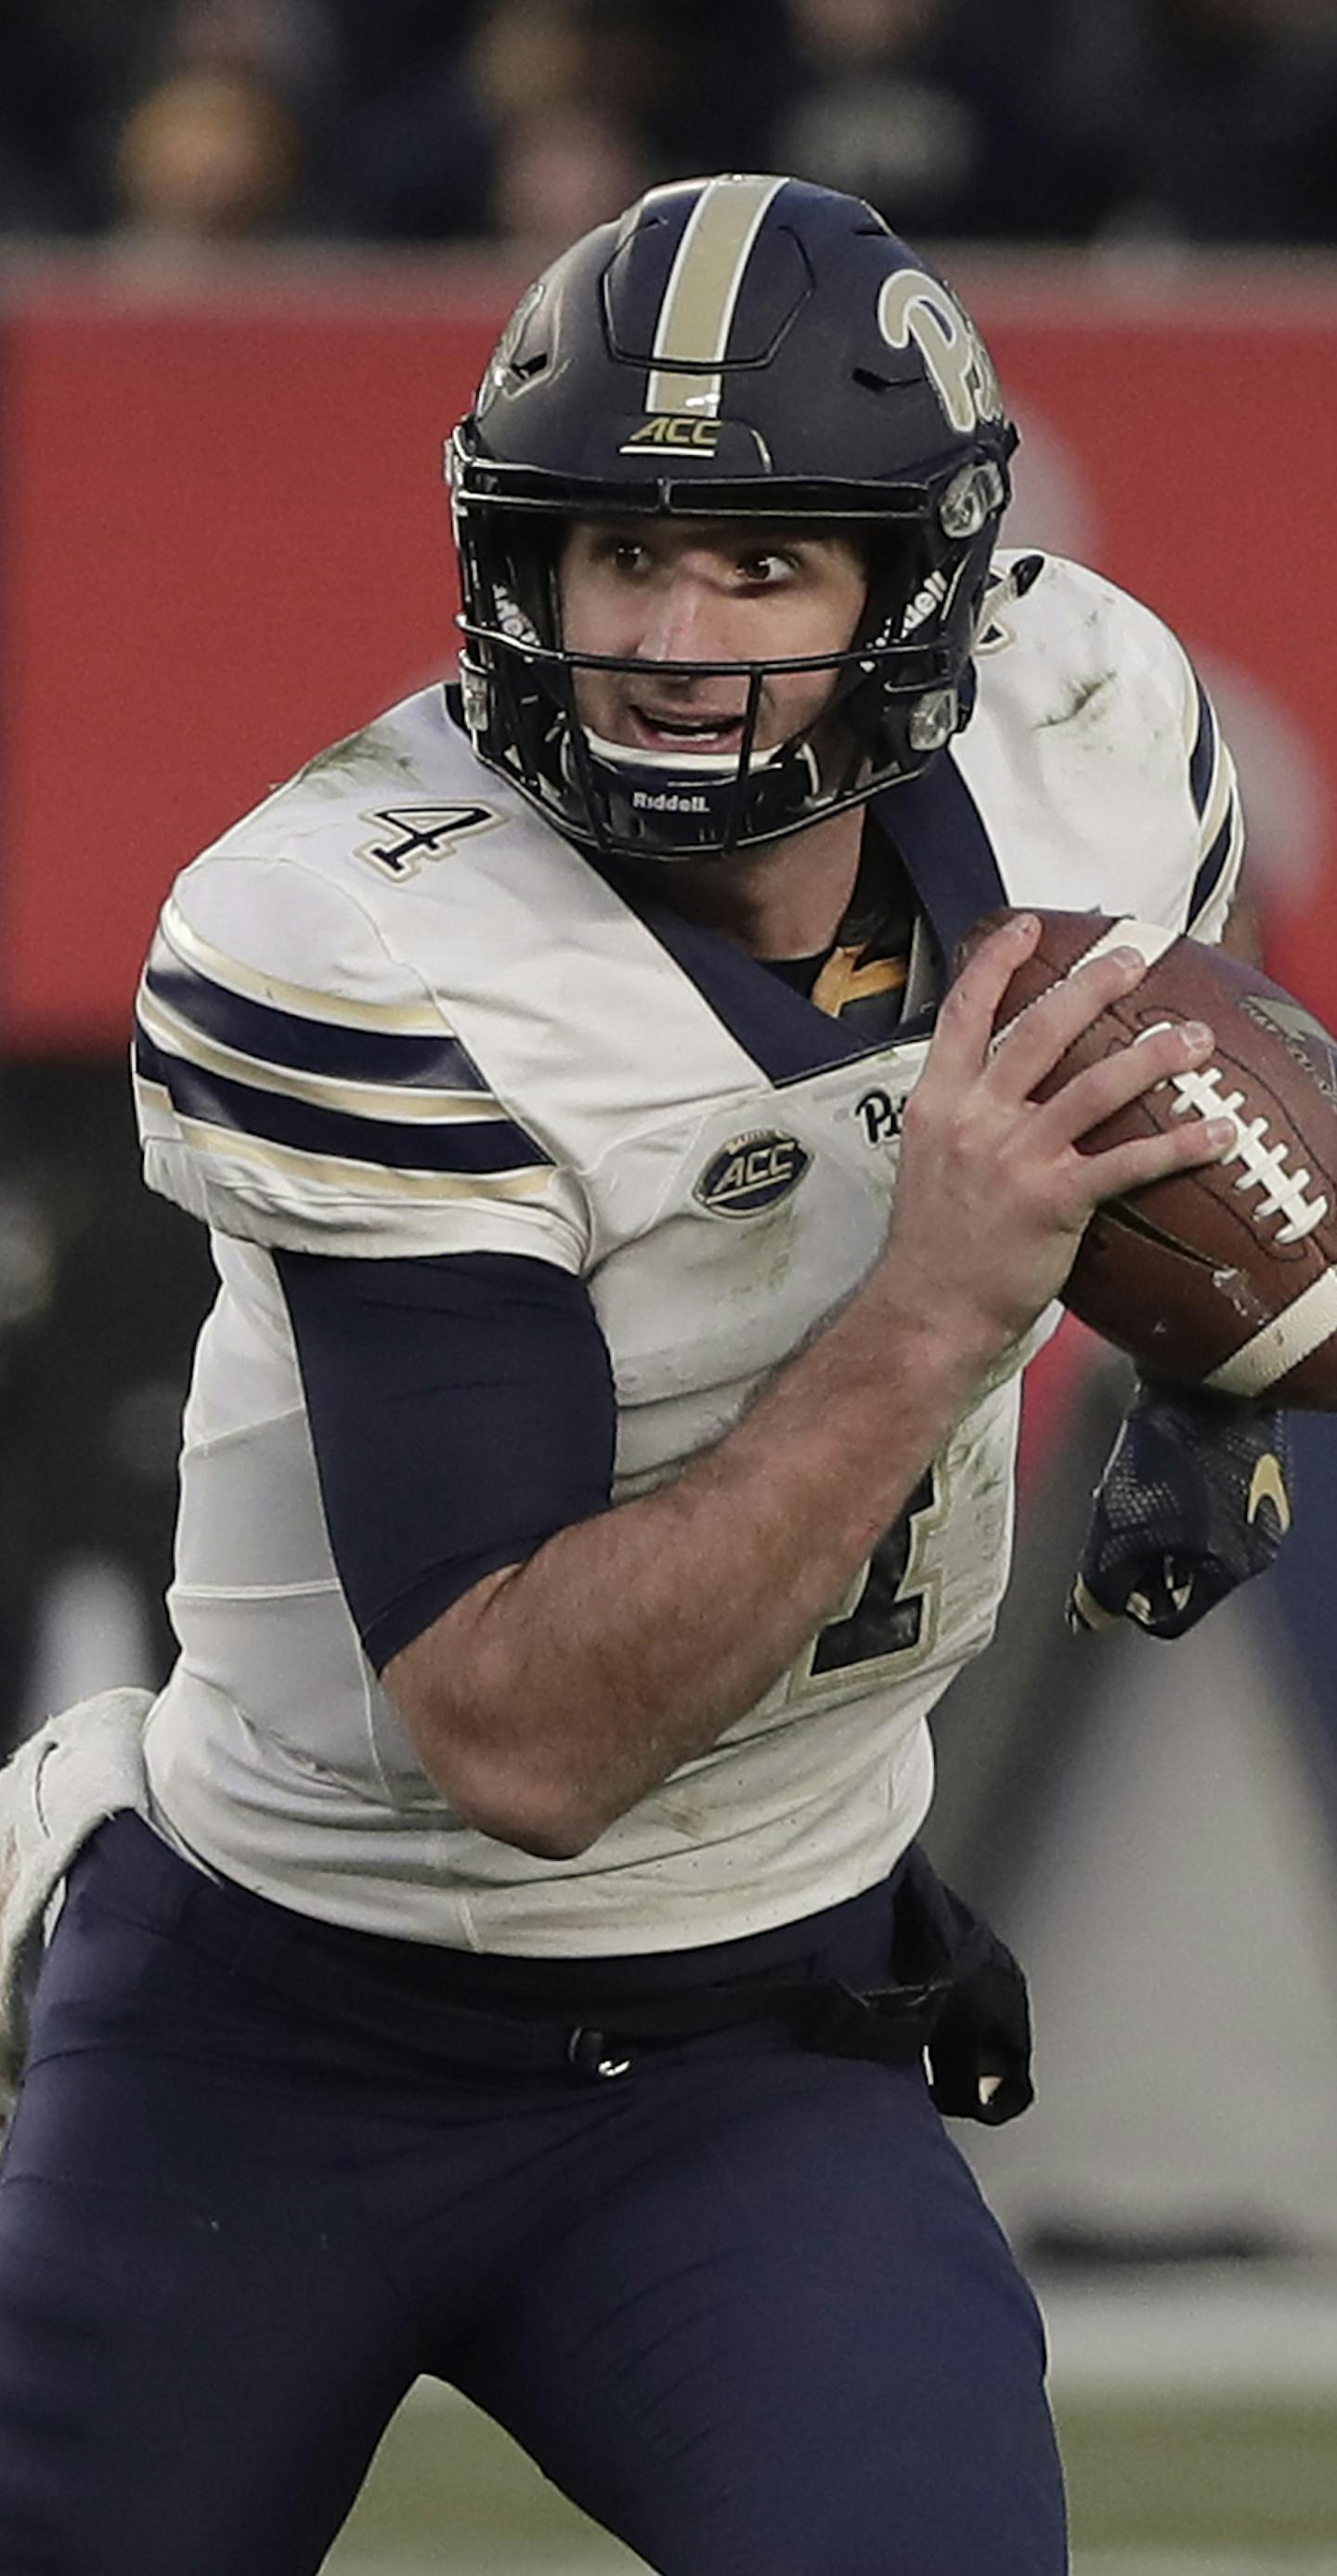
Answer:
[{"left": 324, "top": 2387, "right": 1337, "bottom": 2569}]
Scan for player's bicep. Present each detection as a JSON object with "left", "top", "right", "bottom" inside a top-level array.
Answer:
[{"left": 275, "top": 1248, "right": 616, "bottom": 1672}]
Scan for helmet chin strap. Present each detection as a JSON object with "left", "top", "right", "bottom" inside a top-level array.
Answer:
[
  {"left": 561, "top": 711, "right": 829, "bottom": 864},
  {"left": 582, "top": 728, "right": 786, "bottom": 779}
]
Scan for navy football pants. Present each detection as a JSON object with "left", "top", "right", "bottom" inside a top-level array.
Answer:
[{"left": 0, "top": 1815, "right": 1066, "bottom": 2574}]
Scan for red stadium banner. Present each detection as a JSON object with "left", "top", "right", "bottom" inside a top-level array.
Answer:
[{"left": 2, "top": 253, "right": 1334, "bottom": 1052}]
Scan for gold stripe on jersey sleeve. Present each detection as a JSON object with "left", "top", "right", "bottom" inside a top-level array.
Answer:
[
  {"left": 155, "top": 1111, "right": 554, "bottom": 1203},
  {"left": 161, "top": 893, "right": 448, "bottom": 1035},
  {"left": 1175, "top": 640, "right": 1200, "bottom": 761},
  {"left": 133, "top": 1071, "right": 175, "bottom": 1124},
  {"left": 136, "top": 982, "right": 501, "bottom": 1125},
  {"left": 646, "top": 175, "right": 786, "bottom": 418},
  {"left": 1199, "top": 740, "right": 1237, "bottom": 859}
]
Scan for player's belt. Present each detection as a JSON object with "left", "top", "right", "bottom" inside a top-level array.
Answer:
[
  {"left": 264, "top": 1939, "right": 950, "bottom": 2082},
  {"left": 255, "top": 1893, "right": 1020, "bottom": 2114},
  {"left": 73, "top": 1815, "right": 1033, "bottom": 2125},
  {"left": 564, "top": 1977, "right": 948, "bottom": 2080}
]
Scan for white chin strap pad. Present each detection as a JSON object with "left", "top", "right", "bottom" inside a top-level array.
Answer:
[{"left": 582, "top": 727, "right": 783, "bottom": 779}]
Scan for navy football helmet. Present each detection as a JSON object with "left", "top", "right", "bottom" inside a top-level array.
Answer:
[{"left": 448, "top": 174, "right": 1017, "bottom": 863}]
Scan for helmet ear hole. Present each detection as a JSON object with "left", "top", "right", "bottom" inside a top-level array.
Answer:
[
  {"left": 940, "top": 462, "right": 1006, "bottom": 540},
  {"left": 493, "top": 517, "right": 560, "bottom": 654}
]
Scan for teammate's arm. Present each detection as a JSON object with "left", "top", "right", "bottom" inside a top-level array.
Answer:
[{"left": 385, "top": 917, "right": 1234, "bottom": 1856}]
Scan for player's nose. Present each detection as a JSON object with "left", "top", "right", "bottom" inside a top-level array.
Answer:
[{"left": 634, "top": 569, "right": 719, "bottom": 670}]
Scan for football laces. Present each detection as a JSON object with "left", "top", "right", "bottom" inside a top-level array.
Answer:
[{"left": 1161, "top": 1058, "right": 1330, "bottom": 1244}]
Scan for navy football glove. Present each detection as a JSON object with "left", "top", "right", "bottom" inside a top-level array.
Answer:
[{"left": 1068, "top": 1379, "right": 1292, "bottom": 1641}]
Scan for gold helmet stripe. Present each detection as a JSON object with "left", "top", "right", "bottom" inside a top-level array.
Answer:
[{"left": 645, "top": 175, "right": 786, "bottom": 419}]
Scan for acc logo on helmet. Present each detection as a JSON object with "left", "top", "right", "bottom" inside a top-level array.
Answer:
[{"left": 620, "top": 415, "right": 722, "bottom": 455}]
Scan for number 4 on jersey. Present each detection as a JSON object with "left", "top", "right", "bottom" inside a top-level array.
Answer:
[
  {"left": 357, "top": 805, "right": 500, "bottom": 879},
  {"left": 811, "top": 1469, "right": 940, "bottom": 1680}
]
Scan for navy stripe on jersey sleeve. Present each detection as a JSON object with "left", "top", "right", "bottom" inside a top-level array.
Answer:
[
  {"left": 275, "top": 1249, "right": 617, "bottom": 1670},
  {"left": 143, "top": 954, "right": 490, "bottom": 1091},
  {"left": 1188, "top": 807, "right": 1237, "bottom": 928},
  {"left": 135, "top": 1030, "right": 549, "bottom": 1175},
  {"left": 1188, "top": 677, "right": 1217, "bottom": 819}
]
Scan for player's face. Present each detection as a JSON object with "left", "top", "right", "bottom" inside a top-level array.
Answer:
[{"left": 557, "top": 519, "right": 868, "bottom": 759}]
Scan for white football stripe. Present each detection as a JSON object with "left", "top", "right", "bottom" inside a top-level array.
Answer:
[
  {"left": 1071, "top": 917, "right": 1180, "bottom": 972},
  {"left": 993, "top": 916, "right": 1181, "bottom": 1056},
  {"left": 1206, "top": 1267, "right": 1337, "bottom": 1396}
]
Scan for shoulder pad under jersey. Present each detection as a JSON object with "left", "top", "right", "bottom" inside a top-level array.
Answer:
[
  {"left": 967, "top": 552, "right": 1244, "bottom": 943},
  {"left": 134, "top": 692, "right": 590, "bottom": 1265}
]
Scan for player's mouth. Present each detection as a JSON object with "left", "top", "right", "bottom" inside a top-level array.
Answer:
[{"left": 624, "top": 703, "right": 747, "bottom": 755}]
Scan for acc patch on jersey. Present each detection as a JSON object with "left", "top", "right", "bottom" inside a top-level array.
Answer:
[{"left": 694, "top": 1131, "right": 811, "bottom": 1219}]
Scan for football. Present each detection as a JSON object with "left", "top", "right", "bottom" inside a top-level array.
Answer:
[{"left": 964, "top": 908, "right": 1337, "bottom": 1407}]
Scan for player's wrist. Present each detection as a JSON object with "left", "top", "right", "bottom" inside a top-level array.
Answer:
[{"left": 850, "top": 1251, "right": 1013, "bottom": 1404}]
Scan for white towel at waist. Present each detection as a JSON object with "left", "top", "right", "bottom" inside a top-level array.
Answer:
[{"left": 0, "top": 1686, "right": 154, "bottom": 2121}]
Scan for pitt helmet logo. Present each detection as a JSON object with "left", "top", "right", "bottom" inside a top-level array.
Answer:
[
  {"left": 620, "top": 414, "right": 721, "bottom": 455},
  {"left": 876, "top": 270, "right": 1005, "bottom": 436},
  {"left": 694, "top": 1131, "right": 811, "bottom": 1219}
]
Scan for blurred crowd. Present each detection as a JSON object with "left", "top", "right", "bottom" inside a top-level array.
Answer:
[{"left": 2, "top": 0, "right": 1336, "bottom": 262}]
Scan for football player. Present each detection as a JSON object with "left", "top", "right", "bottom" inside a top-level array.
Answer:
[{"left": 0, "top": 176, "right": 1272, "bottom": 2576}]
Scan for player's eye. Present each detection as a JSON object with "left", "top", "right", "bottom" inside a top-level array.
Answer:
[{"left": 736, "top": 549, "right": 795, "bottom": 585}]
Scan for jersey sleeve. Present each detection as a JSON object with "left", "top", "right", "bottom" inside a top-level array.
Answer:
[
  {"left": 1180, "top": 660, "right": 1246, "bottom": 944},
  {"left": 276, "top": 1248, "right": 617, "bottom": 1669},
  {"left": 133, "top": 852, "right": 590, "bottom": 1267}
]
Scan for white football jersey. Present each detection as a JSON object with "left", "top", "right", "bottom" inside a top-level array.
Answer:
[{"left": 134, "top": 553, "right": 1242, "bottom": 1950}]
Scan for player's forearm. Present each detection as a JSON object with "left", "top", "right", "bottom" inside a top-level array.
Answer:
[
  {"left": 387, "top": 923, "right": 1231, "bottom": 1856},
  {"left": 385, "top": 1272, "right": 989, "bottom": 1858}
]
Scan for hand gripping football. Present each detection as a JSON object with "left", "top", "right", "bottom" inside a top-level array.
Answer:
[{"left": 965, "top": 908, "right": 1337, "bottom": 1407}]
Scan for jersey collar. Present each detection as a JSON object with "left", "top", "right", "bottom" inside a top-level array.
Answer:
[
  {"left": 867, "top": 742, "right": 1006, "bottom": 998},
  {"left": 446, "top": 681, "right": 1008, "bottom": 1086}
]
